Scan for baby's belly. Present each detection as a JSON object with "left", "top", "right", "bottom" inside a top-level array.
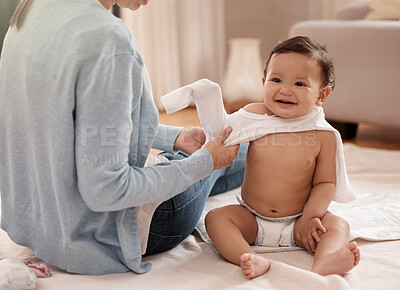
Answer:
[
  {"left": 241, "top": 183, "right": 310, "bottom": 218},
  {"left": 241, "top": 134, "right": 319, "bottom": 217},
  {"left": 242, "top": 187, "right": 309, "bottom": 217},
  {"left": 241, "top": 156, "right": 315, "bottom": 217}
]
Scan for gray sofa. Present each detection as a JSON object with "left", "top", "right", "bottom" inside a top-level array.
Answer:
[{"left": 289, "top": 1, "right": 400, "bottom": 138}]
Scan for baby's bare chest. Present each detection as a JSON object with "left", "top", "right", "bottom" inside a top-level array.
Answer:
[{"left": 248, "top": 131, "right": 321, "bottom": 168}]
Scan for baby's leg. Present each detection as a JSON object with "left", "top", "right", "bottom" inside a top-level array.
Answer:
[
  {"left": 205, "top": 205, "right": 270, "bottom": 278},
  {"left": 308, "top": 212, "right": 361, "bottom": 275}
]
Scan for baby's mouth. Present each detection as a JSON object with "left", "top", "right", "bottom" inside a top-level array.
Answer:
[{"left": 276, "top": 99, "right": 297, "bottom": 105}]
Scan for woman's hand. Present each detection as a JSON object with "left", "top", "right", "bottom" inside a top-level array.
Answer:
[
  {"left": 294, "top": 215, "right": 327, "bottom": 253},
  {"left": 203, "top": 127, "right": 239, "bottom": 170},
  {"left": 174, "top": 127, "right": 206, "bottom": 155}
]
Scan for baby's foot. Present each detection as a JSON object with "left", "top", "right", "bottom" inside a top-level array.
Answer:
[
  {"left": 312, "top": 242, "right": 361, "bottom": 276},
  {"left": 240, "top": 253, "right": 270, "bottom": 279}
]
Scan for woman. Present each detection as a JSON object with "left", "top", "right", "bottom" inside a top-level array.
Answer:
[{"left": 0, "top": 0, "right": 247, "bottom": 275}]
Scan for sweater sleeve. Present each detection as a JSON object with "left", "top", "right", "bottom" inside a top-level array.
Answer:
[
  {"left": 75, "top": 54, "right": 213, "bottom": 212},
  {"left": 152, "top": 124, "right": 182, "bottom": 153}
]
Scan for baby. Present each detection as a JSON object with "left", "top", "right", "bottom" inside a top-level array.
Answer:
[{"left": 161, "top": 36, "right": 360, "bottom": 279}]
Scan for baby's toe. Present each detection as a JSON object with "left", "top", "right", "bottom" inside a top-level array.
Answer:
[
  {"left": 347, "top": 242, "right": 357, "bottom": 251},
  {"left": 240, "top": 253, "right": 251, "bottom": 262}
]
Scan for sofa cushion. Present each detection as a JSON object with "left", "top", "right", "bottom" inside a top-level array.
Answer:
[{"left": 365, "top": 0, "right": 400, "bottom": 20}]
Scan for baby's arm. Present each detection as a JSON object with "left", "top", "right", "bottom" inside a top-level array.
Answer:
[
  {"left": 295, "top": 131, "right": 337, "bottom": 252},
  {"left": 161, "top": 79, "right": 227, "bottom": 141},
  {"left": 304, "top": 131, "right": 336, "bottom": 217},
  {"left": 161, "top": 82, "right": 271, "bottom": 147}
]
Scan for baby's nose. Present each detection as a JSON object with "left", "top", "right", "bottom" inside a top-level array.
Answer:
[{"left": 279, "top": 85, "right": 293, "bottom": 95}]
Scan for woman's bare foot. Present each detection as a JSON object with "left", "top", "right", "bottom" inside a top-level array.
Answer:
[
  {"left": 312, "top": 242, "right": 361, "bottom": 276},
  {"left": 240, "top": 253, "right": 270, "bottom": 279}
]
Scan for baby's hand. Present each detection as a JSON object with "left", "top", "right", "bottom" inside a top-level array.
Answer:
[{"left": 294, "top": 216, "right": 327, "bottom": 253}]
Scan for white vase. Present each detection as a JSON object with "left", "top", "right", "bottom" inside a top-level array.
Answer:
[{"left": 222, "top": 38, "right": 264, "bottom": 113}]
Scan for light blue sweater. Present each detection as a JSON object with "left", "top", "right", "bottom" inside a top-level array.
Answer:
[{"left": 0, "top": 0, "right": 213, "bottom": 275}]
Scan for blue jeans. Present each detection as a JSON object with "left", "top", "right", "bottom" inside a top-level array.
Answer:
[{"left": 144, "top": 143, "right": 248, "bottom": 256}]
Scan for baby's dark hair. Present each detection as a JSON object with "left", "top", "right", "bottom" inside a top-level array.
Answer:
[{"left": 263, "top": 36, "right": 335, "bottom": 90}]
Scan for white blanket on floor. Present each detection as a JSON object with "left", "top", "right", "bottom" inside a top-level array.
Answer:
[
  {"left": 1, "top": 144, "right": 400, "bottom": 290},
  {"left": 195, "top": 190, "right": 400, "bottom": 253}
]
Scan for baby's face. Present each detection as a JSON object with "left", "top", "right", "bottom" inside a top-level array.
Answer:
[{"left": 262, "top": 52, "right": 330, "bottom": 119}]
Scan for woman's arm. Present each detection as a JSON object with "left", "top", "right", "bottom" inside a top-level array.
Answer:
[
  {"left": 153, "top": 124, "right": 207, "bottom": 155},
  {"left": 75, "top": 54, "right": 215, "bottom": 212},
  {"left": 152, "top": 123, "right": 182, "bottom": 153}
]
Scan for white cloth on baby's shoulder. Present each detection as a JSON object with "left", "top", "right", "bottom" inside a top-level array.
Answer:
[
  {"left": 161, "top": 79, "right": 356, "bottom": 203},
  {"left": 225, "top": 106, "right": 356, "bottom": 203}
]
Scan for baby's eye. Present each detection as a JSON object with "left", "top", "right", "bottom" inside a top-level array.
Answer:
[
  {"left": 271, "top": 78, "right": 281, "bottom": 83},
  {"left": 295, "top": 81, "right": 307, "bottom": 87}
]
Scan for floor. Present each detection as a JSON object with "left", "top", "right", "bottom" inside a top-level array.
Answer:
[{"left": 158, "top": 108, "right": 400, "bottom": 151}]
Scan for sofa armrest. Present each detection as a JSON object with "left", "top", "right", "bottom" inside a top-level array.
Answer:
[
  {"left": 289, "top": 20, "right": 400, "bottom": 128},
  {"left": 336, "top": 1, "right": 370, "bottom": 20}
]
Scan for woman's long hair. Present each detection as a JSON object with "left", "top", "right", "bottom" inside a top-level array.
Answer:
[{"left": 10, "top": 0, "right": 34, "bottom": 30}]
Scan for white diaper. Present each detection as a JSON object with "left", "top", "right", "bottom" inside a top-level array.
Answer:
[{"left": 236, "top": 195, "right": 301, "bottom": 247}]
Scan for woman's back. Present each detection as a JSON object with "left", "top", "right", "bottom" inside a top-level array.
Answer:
[{"left": 0, "top": 0, "right": 151, "bottom": 275}]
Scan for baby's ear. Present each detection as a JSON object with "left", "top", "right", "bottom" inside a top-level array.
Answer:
[{"left": 317, "top": 86, "right": 332, "bottom": 106}]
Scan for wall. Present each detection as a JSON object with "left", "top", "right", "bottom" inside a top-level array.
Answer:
[
  {"left": 224, "top": 0, "right": 309, "bottom": 62},
  {"left": 0, "top": 0, "right": 18, "bottom": 55}
]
